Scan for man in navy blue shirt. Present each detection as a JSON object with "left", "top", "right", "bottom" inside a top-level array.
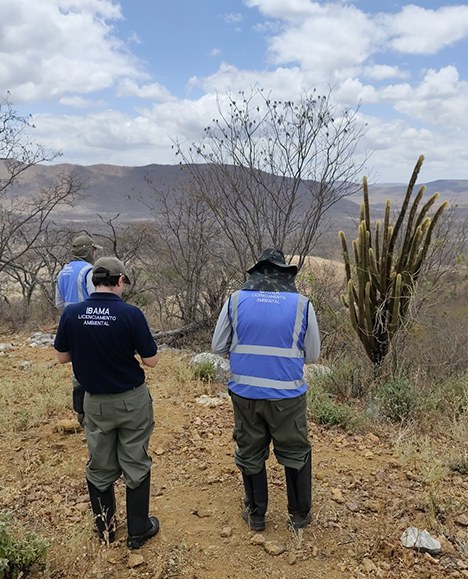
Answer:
[{"left": 55, "top": 256, "right": 159, "bottom": 549}]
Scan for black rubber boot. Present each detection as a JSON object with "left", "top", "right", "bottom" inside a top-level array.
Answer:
[
  {"left": 86, "top": 479, "right": 116, "bottom": 544},
  {"left": 126, "top": 473, "right": 160, "bottom": 549},
  {"left": 241, "top": 466, "right": 268, "bottom": 531},
  {"left": 285, "top": 452, "right": 312, "bottom": 530}
]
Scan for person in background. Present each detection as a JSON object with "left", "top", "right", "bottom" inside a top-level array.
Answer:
[
  {"left": 55, "top": 234, "right": 102, "bottom": 424},
  {"left": 212, "top": 248, "right": 320, "bottom": 532},
  {"left": 55, "top": 234, "right": 101, "bottom": 311},
  {"left": 54, "top": 257, "right": 159, "bottom": 549}
]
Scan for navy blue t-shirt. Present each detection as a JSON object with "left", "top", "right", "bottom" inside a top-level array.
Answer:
[{"left": 54, "top": 293, "right": 157, "bottom": 394}]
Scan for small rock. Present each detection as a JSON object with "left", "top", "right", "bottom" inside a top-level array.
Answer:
[
  {"left": 250, "top": 534, "right": 265, "bottom": 545},
  {"left": 331, "top": 488, "right": 345, "bottom": 504},
  {"left": 195, "top": 395, "right": 224, "bottom": 407},
  {"left": 455, "top": 515, "right": 468, "bottom": 527},
  {"left": 424, "top": 552, "right": 439, "bottom": 564},
  {"left": 28, "top": 332, "right": 55, "bottom": 348},
  {"left": 154, "top": 447, "right": 165, "bottom": 455},
  {"left": 18, "top": 360, "right": 33, "bottom": 370},
  {"left": 106, "top": 552, "right": 119, "bottom": 564},
  {"left": 220, "top": 526, "right": 232, "bottom": 538},
  {"left": 366, "top": 432, "right": 380, "bottom": 444},
  {"left": 287, "top": 552, "right": 297, "bottom": 565},
  {"left": 364, "top": 449, "right": 374, "bottom": 459},
  {"left": 366, "top": 500, "right": 384, "bottom": 513},
  {"left": 346, "top": 501, "right": 360, "bottom": 513},
  {"left": 264, "top": 541, "right": 286, "bottom": 556},
  {"left": 190, "top": 352, "right": 230, "bottom": 383},
  {"left": 362, "top": 558, "right": 377, "bottom": 573},
  {"left": 55, "top": 419, "right": 81, "bottom": 433},
  {"left": 127, "top": 553, "right": 145, "bottom": 568},
  {"left": 191, "top": 509, "right": 211, "bottom": 518},
  {"left": 75, "top": 501, "right": 89, "bottom": 512},
  {"left": 457, "top": 559, "right": 468, "bottom": 570},
  {"left": 400, "top": 527, "right": 442, "bottom": 555}
]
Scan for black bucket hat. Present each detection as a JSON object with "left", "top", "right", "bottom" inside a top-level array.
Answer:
[{"left": 247, "top": 248, "right": 298, "bottom": 275}]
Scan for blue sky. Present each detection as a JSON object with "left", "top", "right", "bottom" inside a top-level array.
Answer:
[{"left": 2, "top": 0, "right": 468, "bottom": 182}]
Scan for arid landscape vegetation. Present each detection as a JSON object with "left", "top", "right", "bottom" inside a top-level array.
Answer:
[
  {"left": 1, "top": 96, "right": 467, "bottom": 578},
  {"left": 0, "top": 324, "right": 468, "bottom": 578}
]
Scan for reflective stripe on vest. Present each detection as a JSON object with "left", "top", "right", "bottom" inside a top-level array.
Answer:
[
  {"left": 76, "top": 263, "right": 89, "bottom": 303},
  {"left": 230, "top": 373, "right": 304, "bottom": 390}
]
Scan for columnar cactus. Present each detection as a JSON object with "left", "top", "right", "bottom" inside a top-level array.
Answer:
[{"left": 339, "top": 156, "right": 448, "bottom": 369}]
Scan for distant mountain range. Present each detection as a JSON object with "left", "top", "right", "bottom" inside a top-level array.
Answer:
[{"left": 2, "top": 161, "right": 466, "bottom": 228}]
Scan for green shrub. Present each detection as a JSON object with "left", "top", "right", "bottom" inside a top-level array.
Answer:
[
  {"left": 192, "top": 360, "right": 216, "bottom": 383},
  {"left": 429, "top": 374, "right": 468, "bottom": 416},
  {"left": 307, "top": 359, "right": 368, "bottom": 401},
  {"left": 0, "top": 512, "right": 49, "bottom": 578},
  {"left": 448, "top": 453, "right": 468, "bottom": 475},
  {"left": 376, "top": 377, "right": 419, "bottom": 422},
  {"left": 307, "top": 384, "right": 353, "bottom": 427}
]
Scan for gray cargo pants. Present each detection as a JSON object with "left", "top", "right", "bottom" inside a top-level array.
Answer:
[
  {"left": 231, "top": 391, "right": 311, "bottom": 475},
  {"left": 83, "top": 383, "right": 154, "bottom": 491}
]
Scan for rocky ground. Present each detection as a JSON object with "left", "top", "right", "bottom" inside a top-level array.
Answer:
[{"left": 0, "top": 334, "right": 468, "bottom": 578}]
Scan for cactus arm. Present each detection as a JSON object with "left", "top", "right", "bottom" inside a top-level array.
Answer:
[
  {"left": 414, "top": 192, "right": 440, "bottom": 230},
  {"left": 388, "top": 155, "right": 425, "bottom": 257},
  {"left": 397, "top": 185, "right": 426, "bottom": 271},
  {"left": 339, "top": 230, "right": 352, "bottom": 282},
  {"left": 388, "top": 273, "right": 402, "bottom": 337},
  {"left": 414, "top": 201, "right": 449, "bottom": 275}
]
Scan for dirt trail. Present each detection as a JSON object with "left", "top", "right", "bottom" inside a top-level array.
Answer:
[{"left": 0, "top": 339, "right": 467, "bottom": 578}]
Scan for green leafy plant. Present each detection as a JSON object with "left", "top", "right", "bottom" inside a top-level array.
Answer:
[
  {"left": 192, "top": 359, "right": 216, "bottom": 382},
  {"left": 0, "top": 512, "right": 49, "bottom": 579},
  {"left": 376, "top": 377, "right": 419, "bottom": 422},
  {"left": 307, "top": 384, "right": 353, "bottom": 427}
]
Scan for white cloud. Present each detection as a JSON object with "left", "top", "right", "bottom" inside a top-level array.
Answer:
[
  {"left": 3, "top": 0, "right": 468, "bottom": 182},
  {"left": 266, "top": 4, "right": 378, "bottom": 75},
  {"left": 188, "top": 63, "right": 315, "bottom": 100},
  {"left": 382, "top": 5, "right": 468, "bottom": 55},
  {"left": 244, "top": 0, "right": 321, "bottom": 23},
  {"left": 0, "top": 0, "right": 144, "bottom": 103},
  {"left": 223, "top": 12, "right": 243, "bottom": 24},
  {"left": 58, "top": 95, "right": 107, "bottom": 108},
  {"left": 372, "top": 65, "right": 468, "bottom": 131},
  {"left": 116, "top": 79, "right": 174, "bottom": 101},
  {"left": 362, "top": 65, "right": 408, "bottom": 81}
]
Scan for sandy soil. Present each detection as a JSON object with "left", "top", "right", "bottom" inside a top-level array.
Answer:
[{"left": 0, "top": 337, "right": 467, "bottom": 578}]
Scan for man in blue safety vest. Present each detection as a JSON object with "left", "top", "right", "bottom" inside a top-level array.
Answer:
[
  {"left": 56, "top": 233, "right": 102, "bottom": 424},
  {"left": 212, "top": 248, "right": 320, "bottom": 532}
]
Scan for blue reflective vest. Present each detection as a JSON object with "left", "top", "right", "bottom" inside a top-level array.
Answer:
[
  {"left": 228, "top": 290, "right": 309, "bottom": 399},
  {"left": 56, "top": 260, "right": 92, "bottom": 308}
]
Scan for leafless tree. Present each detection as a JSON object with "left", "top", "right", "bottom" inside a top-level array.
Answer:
[
  {"left": 144, "top": 181, "right": 232, "bottom": 327},
  {"left": 0, "top": 95, "right": 56, "bottom": 194},
  {"left": 0, "top": 172, "right": 81, "bottom": 275},
  {"left": 0, "top": 97, "right": 82, "bottom": 319},
  {"left": 95, "top": 213, "right": 157, "bottom": 302},
  {"left": 174, "top": 87, "right": 367, "bottom": 273}
]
